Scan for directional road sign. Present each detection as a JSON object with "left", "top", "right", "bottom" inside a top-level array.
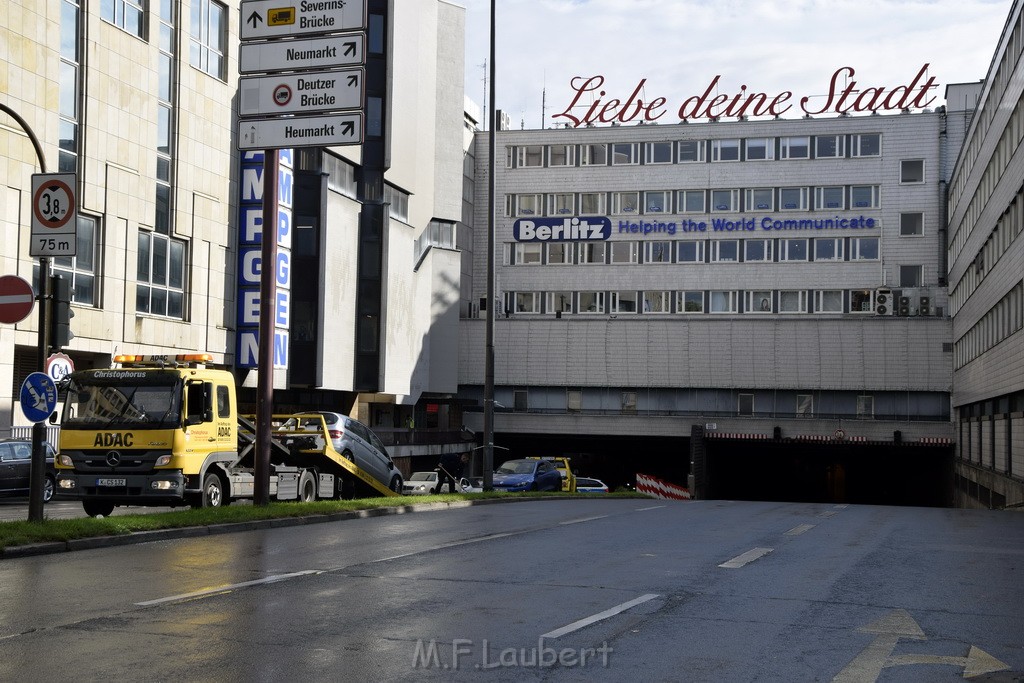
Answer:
[
  {"left": 0, "top": 275, "right": 35, "bottom": 324},
  {"left": 20, "top": 372, "right": 58, "bottom": 424},
  {"left": 239, "top": 68, "right": 363, "bottom": 117},
  {"left": 240, "top": 0, "right": 367, "bottom": 40},
  {"left": 31, "top": 173, "right": 78, "bottom": 257},
  {"left": 240, "top": 33, "right": 364, "bottom": 74},
  {"left": 238, "top": 112, "right": 362, "bottom": 150}
]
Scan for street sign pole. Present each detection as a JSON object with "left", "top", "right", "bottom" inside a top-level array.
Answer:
[{"left": 28, "top": 258, "right": 50, "bottom": 522}]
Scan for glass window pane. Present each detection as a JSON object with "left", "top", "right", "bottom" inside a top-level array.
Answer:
[
  {"left": 169, "top": 240, "right": 185, "bottom": 288},
  {"left": 151, "top": 287, "right": 168, "bottom": 316},
  {"left": 61, "top": 2, "right": 79, "bottom": 61},
  {"left": 157, "top": 105, "right": 171, "bottom": 154},
  {"left": 59, "top": 62, "right": 77, "bottom": 118},
  {"left": 155, "top": 184, "right": 170, "bottom": 233},
  {"left": 136, "top": 284, "right": 150, "bottom": 313},
  {"left": 137, "top": 233, "right": 151, "bottom": 280},
  {"left": 74, "top": 274, "right": 95, "bottom": 306},
  {"left": 76, "top": 217, "right": 95, "bottom": 270},
  {"left": 153, "top": 236, "right": 168, "bottom": 285}
]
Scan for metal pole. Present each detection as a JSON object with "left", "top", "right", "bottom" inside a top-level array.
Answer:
[
  {"left": 482, "top": 0, "right": 497, "bottom": 491},
  {"left": 255, "top": 151, "right": 278, "bottom": 506},
  {"left": 28, "top": 259, "right": 50, "bottom": 522}
]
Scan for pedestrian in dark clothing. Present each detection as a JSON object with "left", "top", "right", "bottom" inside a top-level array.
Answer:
[{"left": 434, "top": 452, "right": 467, "bottom": 493}]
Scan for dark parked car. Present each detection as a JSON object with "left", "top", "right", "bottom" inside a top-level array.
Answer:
[
  {"left": 491, "top": 458, "right": 562, "bottom": 492},
  {"left": 0, "top": 439, "right": 57, "bottom": 502}
]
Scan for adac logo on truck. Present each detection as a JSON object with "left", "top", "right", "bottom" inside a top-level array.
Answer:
[
  {"left": 93, "top": 433, "right": 134, "bottom": 447},
  {"left": 513, "top": 216, "right": 611, "bottom": 242}
]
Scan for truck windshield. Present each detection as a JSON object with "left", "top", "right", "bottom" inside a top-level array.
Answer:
[{"left": 62, "top": 372, "right": 182, "bottom": 430}]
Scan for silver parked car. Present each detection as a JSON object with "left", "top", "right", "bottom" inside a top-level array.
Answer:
[{"left": 283, "top": 411, "right": 403, "bottom": 493}]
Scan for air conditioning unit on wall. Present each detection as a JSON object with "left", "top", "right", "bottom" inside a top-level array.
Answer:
[
  {"left": 875, "top": 288, "right": 893, "bottom": 315},
  {"left": 919, "top": 296, "right": 932, "bottom": 316}
]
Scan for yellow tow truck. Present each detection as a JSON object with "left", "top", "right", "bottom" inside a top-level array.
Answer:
[{"left": 54, "top": 353, "right": 398, "bottom": 517}]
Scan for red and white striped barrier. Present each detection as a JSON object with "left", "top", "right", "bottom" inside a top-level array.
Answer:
[{"left": 635, "top": 473, "right": 691, "bottom": 500}]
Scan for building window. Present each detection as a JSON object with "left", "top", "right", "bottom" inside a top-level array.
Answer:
[
  {"left": 850, "top": 237, "right": 879, "bottom": 260},
  {"left": 856, "top": 395, "right": 874, "bottom": 418},
  {"left": 711, "top": 139, "right": 740, "bottom": 161},
  {"left": 710, "top": 290, "right": 738, "bottom": 313},
  {"left": 611, "top": 291, "right": 639, "bottom": 313},
  {"left": 745, "top": 188, "right": 773, "bottom": 211},
  {"left": 579, "top": 243, "right": 606, "bottom": 264},
  {"left": 609, "top": 241, "right": 637, "bottom": 264},
  {"left": 580, "top": 144, "right": 607, "bottom": 166},
  {"left": 780, "top": 238, "right": 808, "bottom": 261},
  {"left": 515, "top": 242, "right": 542, "bottom": 265},
  {"left": 815, "top": 134, "right": 844, "bottom": 158},
  {"left": 59, "top": 0, "right": 81, "bottom": 173},
  {"left": 815, "top": 290, "right": 843, "bottom": 313},
  {"left": 567, "top": 389, "right": 582, "bottom": 412},
  {"left": 851, "top": 133, "right": 881, "bottom": 157},
  {"left": 644, "top": 191, "right": 671, "bottom": 214},
  {"left": 901, "top": 159, "right": 924, "bottom": 183},
  {"left": 814, "top": 238, "right": 843, "bottom": 261},
  {"left": 678, "top": 291, "right": 704, "bottom": 313},
  {"left": 579, "top": 291, "right": 605, "bottom": 313},
  {"left": 612, "top": 191, "right": 640, "bottom": 214},
  {"left": 677, "top": 139, "right": 705, "bottom": 162},
  {"left": 745, "top": 137, "right": 774, "bottom": 160},
  {"left": 677, "top": 241, "right": 705, "bottom": 263},
  {"left": 547, "top": 291, "right": 573, "bottom": 314},
  {"left": 780, "top": 136, "right": 809, "bottom": 159},
  {"left": 546, "top": 242, "right": 573, "bottom": 264},
  {"left": 711, "top": 240, "right": 739, "bottom": 262},
  {"left": 900, "top": 265, "right": 923, "bottom": 287},
  {"left": 900, "top": 212, "right": 924, "bottom": 236},
  {"left": 50, "top": 215, "right": 99, "bottom": 306},
  {"left": 678, "top": 190, "right": 705, "bottom": 213},
  {"left": 548, "top": 193, "right": 574, "bottom": 216},
  {"left": 611, "top": 143, "right": 639, "bottom": 165},
  {"left": 643, "top": 291, "right": 670, "bottom": 313},
  {"left": 744, "top": 239, "right": 773, "bottom": 262},
  {"left": 646, "top": 141, "right": 673, "bottom": 164},
  {"left": 137, "top": 230, "right": 186, "bottom": 318},
  {"left": 815, "top": 186, "right": 845, "bottom": 210},
  {"left": 514, "top": 292, "right": 540, "bottom": 313},
  {"left": 189, "top": 0, "right": 226, "bottom": 79},
  {"left": 622, "top": 391, "right": 637, "bottom": 414},
  {"left": 548, "top": 144, "right": 574, "bottom": 166},
  {"left": 747, "top": 291, "right": 772, "bottom": 313},
  {"left": 796, "top": 394, "right": 814, "bottom": 417},
  {"left": 516, "top": 145, "right": 544, "bottom": 167},
  {"left": 779, "top": 187, "right": 808, "bottom": 211},
  {"left": 711, "top": 189, "right": 739, "bottom": 212},
  {"left": 850, "top": 289, "right": 874, "bottom": 313},
  {"left": 779, "top": 290, "right": 808, "bottom": 313},
  {"left": 644, "top": 241, "right": 672, "bottom": 264},
  {"left": 738, "top": 393, "right": 754, "bottom": 416},
  {"left": 516, "top": 194, "right": 542, "bottom": 216},
  {"left": 579, "top": 192, "right": 605, "bottom": 214},
  {"left": 103, "top": 0, "right": 145, "bottom": 38},
  {"left": 514, "top": 390, "right": 528, "bottom": 412},
  {"left": 850, "top": 185, "right": 880, "bottom": 209}
]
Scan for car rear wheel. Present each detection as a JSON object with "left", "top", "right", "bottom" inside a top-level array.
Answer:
[
  {"left": 342, "top": 450, "right": 355, "bottom": 463},
  {"left": 43, "top": 474, "right": 55, "bottom": 503},
  {"left": 389, "top": 476, "right": 402, "bottom": 494}
]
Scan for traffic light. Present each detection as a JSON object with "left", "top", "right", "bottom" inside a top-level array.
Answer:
[{"left": 51, "top": 274, "right": 74, "bottom": 349}]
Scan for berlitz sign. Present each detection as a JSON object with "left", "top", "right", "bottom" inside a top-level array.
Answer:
[{"left": 553, "top": 65, "right": 939, "bottom": 127}]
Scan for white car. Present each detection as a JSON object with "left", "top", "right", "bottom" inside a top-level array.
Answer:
[
  {"left": 575, "top": 477, "right": 609, "bottom": 493},
  {"left": 403, "top": 471, "right": 439, "bottom": 495}
]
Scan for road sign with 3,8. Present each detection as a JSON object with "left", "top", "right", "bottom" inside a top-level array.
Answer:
[
  {"left": 239, "top": 68, "right": 363, "bottom": 116},
  {"left": 238, "top": 112, "right": 362, "bottom": 150},
  {"left": 30, "top": 172, "right": 78, "bottom": 257},
  {"left": 240, "top": 0, "right": 367, "bottom": 40},
  {"left": 239, "top": 33, "right": 365, "bottom": 74}
]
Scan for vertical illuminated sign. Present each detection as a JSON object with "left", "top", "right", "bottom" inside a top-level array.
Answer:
[{"left": 237, "top": 149, "right": 293, "bottom": 369}]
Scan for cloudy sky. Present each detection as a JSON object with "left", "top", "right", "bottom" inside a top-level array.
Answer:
[{"left": 459, "top": 0, "right": 1010, "bottom": 128}]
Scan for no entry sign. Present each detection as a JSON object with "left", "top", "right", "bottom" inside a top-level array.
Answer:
[{"left": 0, "top": 275, "right": 35, "bottom": 324}]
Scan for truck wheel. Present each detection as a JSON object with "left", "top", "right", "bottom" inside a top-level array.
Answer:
[
  {"left": 389, "top": 476, "right": 402, "bottom": 493},
  {"left": 298, "top": 470, "right": 317, "bottom": 502},
  {"left": 83, "top": 500, "right": 115, "bottom": 517},
  {"left": 198, "top": 472, "right": 226, "bottom": 508}
]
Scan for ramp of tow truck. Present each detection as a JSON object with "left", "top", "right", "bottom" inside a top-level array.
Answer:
[{"left": 245, "top": 414, "right": 398, "bottom": 497}]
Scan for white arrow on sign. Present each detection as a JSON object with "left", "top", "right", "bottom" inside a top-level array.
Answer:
[
  {"left": 832, "top": 609, "right": 1009, "bottom": 682},
  {"left": 239, "top": 68, "right": 363, "bottom": 117},
  {"left": 240, "top": 33, "right": 365, "bottom": 74}
]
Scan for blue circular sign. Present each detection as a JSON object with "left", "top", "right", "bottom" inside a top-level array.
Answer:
[{"left": 20, "top": 372, "right": 58, "bottom": 424}]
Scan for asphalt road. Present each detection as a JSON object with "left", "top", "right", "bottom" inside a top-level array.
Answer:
[{"left": 0, "top": 498, "right": 1021, "bottom": 682}]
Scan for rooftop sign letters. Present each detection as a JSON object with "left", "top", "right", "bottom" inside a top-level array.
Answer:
[
  {"left": 513, "top": 215, "right": 878, "bottom": 241},
  {"left": 552, "top": 64, "right": 939, "bottom": 127}
]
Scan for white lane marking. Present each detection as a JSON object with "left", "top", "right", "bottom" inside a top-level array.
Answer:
[
  {"left": 371, "top": 530, "right": 526, "bottom": 563},
  {"left": 784, "top": 524, "right": 816, "bottom": 536},
  {"left": 136, "top": 570, "right": 321, "bottom": 606},
  {"left": 834, "top": 504, "right": 849, "bottom": 509},
  {"left": 559, "top": 515, "right": 609, "bottom": 525},
  {"left": 540, "top": 593, "right": 660, "bottom": 639},
  {"left": 718, "top": 547, "right": 774, "bottom": 568},
  {"left": 635, "top": 505, "right": 665, "bottom": 511},
  {"left": 820, "top": 510, "right": 839, "bottom": 518}
]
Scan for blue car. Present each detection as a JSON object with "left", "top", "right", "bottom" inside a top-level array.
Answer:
[{"left": 492, "top": 458, "right": 562, "bottom": 492}]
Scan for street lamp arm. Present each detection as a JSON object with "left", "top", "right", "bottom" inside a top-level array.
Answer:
[{"left": 0, "top": 103, "right": 48, "bottom": 172}]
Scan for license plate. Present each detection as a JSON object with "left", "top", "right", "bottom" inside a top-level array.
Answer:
[{"left": 96, "top": 478, "right": 126, "bottom": 487}]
